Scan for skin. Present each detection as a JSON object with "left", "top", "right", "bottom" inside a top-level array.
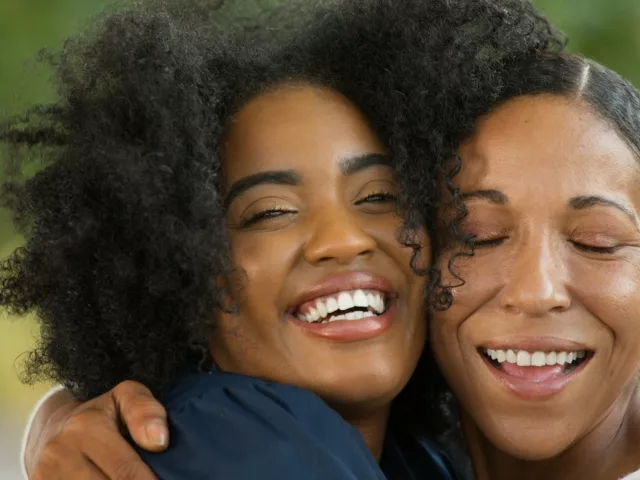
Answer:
[
  {"left": 432, "top": 94, "right": 640, "bottom": 480},
  {"left": 213, "top": 83, "right": 427, "bottom": 457},
  {"left": 25, "top": 83, "right": 428, "bottom": 478}
]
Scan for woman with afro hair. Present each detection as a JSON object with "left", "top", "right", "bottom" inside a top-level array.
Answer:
[
  {"left": 3, "top": 0, "right": 563, "bottom": 479},
  {"left": 423, "top": 51, "right": 640, "bottom": 480}
]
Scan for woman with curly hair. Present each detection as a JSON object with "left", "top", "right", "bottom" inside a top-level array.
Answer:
[
  {"left": 353, "top": 2, "right": 640, "bottom": 476},
  {"left": 3, "top": 9, "right": 436, "bottom": 480},
  {"left": 2, "top": 0, "right": 563, "bottom": 479},
  {"left": 426, "top": 51, "right": 640, "bottom": 480}
]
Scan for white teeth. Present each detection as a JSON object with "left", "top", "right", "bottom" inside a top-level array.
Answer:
[
  {"left": 485, "top": 348, "right": 588, "bottom": 367},
  {"left": 366, "top": 293, "right": 376, "bottom": 308},
  {"left": 517, "top": 351, "right": 531, "bottom": 366},
  {"left": 307, "top": 307, "right": 319, "bottom": 323},
  {"left": 326, "top": 297, "right": 339, "bottom": 314},
  {"left": 557, "top": 352, "right": 567, "bottom": 365},
  {"left": 366, "top": 292, "right": 385, "bottom": 314},
  {"left": 376, "top": 296, "right": 385, "bottom": 314},
  {"left": 296, "top": 289, "right": 388, "bottom": 323},
  {"left": 531, "top": 351, "right": 546, "bottom": 367},
  {"left": 338, "top": 292, "right": 354, "bottom": 310},
  {"left": 316, "top": 301, "right": 328, "bottom": 318},
  {"left": 353, "top": 290, "right": 368, "bottom": 308}
]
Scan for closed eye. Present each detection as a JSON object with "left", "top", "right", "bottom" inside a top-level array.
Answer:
[
  {"left": 355, "top": 192, "right": 397, "bottom": 204},
  {"left": 570, "top": 241, "right": 621, "bottom": 254},
  {"left": 467, "top": 236, "right": 508, "bottom": 248},
  {"left": 239, "top": 208, "right": 297, "bottom": 228}
]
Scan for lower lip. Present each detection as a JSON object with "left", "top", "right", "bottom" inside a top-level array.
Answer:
[
  {"left": 481, "top": 352, "right": 592, "bottom": 401},
  {"left": 290, "top": 300, "right": 396, "bottom": 342}
]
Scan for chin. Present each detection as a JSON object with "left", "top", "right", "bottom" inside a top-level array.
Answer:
[
  {"left": 313, "top": 366, "right": 411, "bottom": 410},
  {"left": 479, "top": 416, "right": 578, "bottom": 461}
]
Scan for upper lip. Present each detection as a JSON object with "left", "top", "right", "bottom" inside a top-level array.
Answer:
[
  {"left": 479, "top": 336, "right": 593, "bottom": 352},
  {"left": 287, "top": 271, "right": 396, "bottom": 314}
]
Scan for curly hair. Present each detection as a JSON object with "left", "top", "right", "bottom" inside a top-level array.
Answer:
[
  {"left": 0, "top": 0, "right": 273, "bottom": 399},
  {"left": 286, "top": 0, "right": 566, "bottom": 436},
  {"left": 0, "top": 0, "right": 564, "bottom": 442},
  {"left": 290, "top": 0, "right": 566, "bottom": 303}
]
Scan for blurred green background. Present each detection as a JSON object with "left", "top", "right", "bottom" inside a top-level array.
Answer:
[{"left": 1, "top": 0, "right": 639, "bottom": 477}]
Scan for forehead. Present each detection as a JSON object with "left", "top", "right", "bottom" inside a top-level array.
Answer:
[
  {"left": 456, "top": 95, "right": 640, "bottom": 197},
  {"left": 222, "top": 84, "right": 385, "bottom": 184}
]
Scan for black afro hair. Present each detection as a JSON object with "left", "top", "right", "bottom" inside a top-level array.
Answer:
[{"left": 0, "top": 0, "right": 564, "bottom": 443}]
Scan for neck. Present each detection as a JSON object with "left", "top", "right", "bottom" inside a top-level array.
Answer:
[
  {"left": 463, "top": 384, "right": 640, "bottom": 480},
  {"left": 336, "top": 403, "right": 391, "bottom": 461}
]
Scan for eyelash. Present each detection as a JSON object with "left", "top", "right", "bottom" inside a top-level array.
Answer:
[
  {"left": 239, "top": 208, "right": 297, "bottom": 228},
  {"left": 570, "top": 242, "right": 621, "bottom": 254},
  {"left": 467, "top": 236, "right": 507, "bottom": 248},
  {"left": 467, "top": 237, "right": 621, "bottom": 255},
  {"left": 355, "top": 192, "right": 397, "bottom": 205},
  {"left": 239, "top": 192, "right": 397, "bottom": 228}
]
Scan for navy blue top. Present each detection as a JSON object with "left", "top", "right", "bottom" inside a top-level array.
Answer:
[{"left": 134, "top": 372, "right": 457, "bottom": 479}]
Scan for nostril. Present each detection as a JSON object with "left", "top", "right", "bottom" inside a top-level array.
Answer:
[{"left": 303, "top": 233, "right": 377, "bottom": 265}]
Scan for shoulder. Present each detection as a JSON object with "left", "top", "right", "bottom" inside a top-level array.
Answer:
[
  {"left": 135, "top": 372, "right": 385, "bottom": 480},
  {"left": 382, "top": 430, "right": 463, "bottom": 480}
]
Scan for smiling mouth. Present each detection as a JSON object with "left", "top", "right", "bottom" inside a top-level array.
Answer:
[
  {"left": 479, "top": 347, "right": 594, "bottom": 388},
  {"left": 294, "top": 289, "right": 390, "bottom": 324}
]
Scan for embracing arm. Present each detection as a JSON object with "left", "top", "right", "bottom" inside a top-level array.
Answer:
[
  {"left": 22, "top": 374, "right": 386, "bottom": 480},
  {"left": 136, "top": 373, "right": 387, "bottom": 480},
  {"left": 22, "top": 381, "right": 167, "bottom": 480}
]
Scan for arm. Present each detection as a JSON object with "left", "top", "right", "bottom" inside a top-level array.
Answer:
[
  {"left": 136, "top": 373, "right": 387, "bottom": 480},
  {"left": 23, "top": 381, "right": 167, "bottom": 480},
  {"left": 22, "top": 386, "right": 70, "bottom": 478}
]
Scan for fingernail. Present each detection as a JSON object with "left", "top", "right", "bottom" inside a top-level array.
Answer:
[{"left": 145, "top": 419, "right": 168, "bottom": 447}]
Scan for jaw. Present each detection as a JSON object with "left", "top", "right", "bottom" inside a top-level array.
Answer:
[
  {"left": 455, "top": 350, "right": 640, "bottom": 466},
  {"left": 460, "top": 386, "right": 640, "bottom": 480}
]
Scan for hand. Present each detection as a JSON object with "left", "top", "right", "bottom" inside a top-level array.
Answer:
[{"left": 26, "top": 381, "right": 168, "bottom": 479}]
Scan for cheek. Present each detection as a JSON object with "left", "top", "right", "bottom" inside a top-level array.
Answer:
[
  {"left": 381, "top": 221, "right": 429, "bottom": 273},
  {"left": 570, "top": 258, "right": 640, "bottom": 352},
  {"left": 436, "top": 252, "right": 504, "bottom": 313},
  {"left": 429, "top": 311, "right": 468, "bottom": 398},
  {"left": 228, "top": 231, "right": 298, "bottom": 296}
]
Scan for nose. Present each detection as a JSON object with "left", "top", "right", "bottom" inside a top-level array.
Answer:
[
  {"left": 498, "top": 237, "right": 571, "bottom": 316},
  {"left": 303, "top": 205, "right": 377, "bottom": 266}
]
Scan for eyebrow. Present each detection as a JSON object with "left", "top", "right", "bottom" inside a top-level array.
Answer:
[
  {"left": 339, "top": 153, "right": 392, "bottom": 175},
  {"left": 223, "top": 153, "right": 391, "bottom": 209},
  {"left": 223, "top": 170, "right": 301, "bottom": 209},
  {"left": 458, "top": 189, "right": 509, "bottom": 204},
  {"left": 569, "top": 195, "right": 638, "bottom": 225}
]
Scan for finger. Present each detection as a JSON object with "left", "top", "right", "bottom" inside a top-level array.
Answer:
[
  {"left": 110, "top": 380, "right": 169, "bottom": 451},
  {"left": 31, "top": 462, "right": 107, "bottom": 480},
  {"left": 77, "top": 459, "right": 110, "bottom": 480},
  {"left": 31, "top": 441, "right": 108, "bottom": 480},
  {"left": 64, "top": 408, "right": 159, "bottom": 480}
]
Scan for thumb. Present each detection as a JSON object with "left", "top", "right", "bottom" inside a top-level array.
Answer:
[{"left": 109, "top": 380, "right": 169, "bottom": 452}]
